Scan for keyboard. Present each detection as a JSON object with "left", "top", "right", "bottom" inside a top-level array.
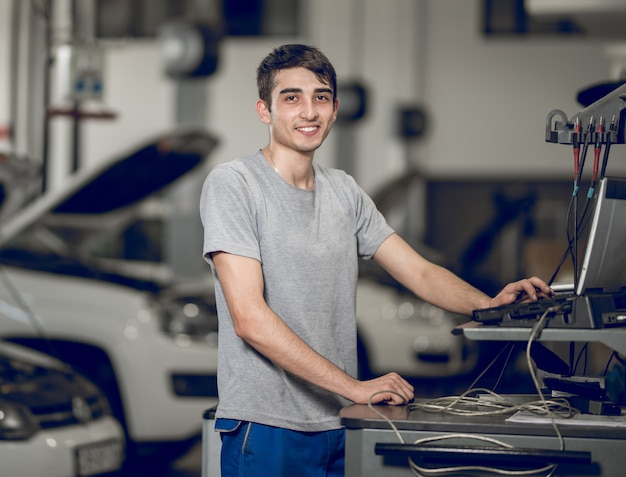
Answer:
[{"left": 472, "top": 291, "right": 626, "bottom": 329}]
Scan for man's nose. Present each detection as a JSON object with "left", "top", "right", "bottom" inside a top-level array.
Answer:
[{"left": 300, "top": 99, "right": 319, "bottom": 119}]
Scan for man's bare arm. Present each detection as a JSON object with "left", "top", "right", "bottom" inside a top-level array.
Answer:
[
  {"left": 373, "top": 233, "right": 553, "bottom": 315},
  {"left": 212, "top": 251, "right": 414, "bottom": 405}
]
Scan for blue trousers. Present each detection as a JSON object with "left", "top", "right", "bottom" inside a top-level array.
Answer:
[{"left": 216, "top": 418, "right": 345, "bottom": 477}]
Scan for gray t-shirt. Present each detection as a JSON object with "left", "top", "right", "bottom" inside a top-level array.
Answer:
[{"left": 200, "top": 150, "right": 394, "bottom": 431}]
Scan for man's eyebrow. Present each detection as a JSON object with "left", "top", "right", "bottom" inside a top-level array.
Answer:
[
  {"left": 278, "top": 87, "right": 303, "bottom": 95},
  {"left": 315, "top": 87, "right": 333, "bottom": 95},
  {"left": 278, "top": 87, "right": 333, "bottom": 95}
]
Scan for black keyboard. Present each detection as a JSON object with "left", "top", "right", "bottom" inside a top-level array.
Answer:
[
  {"left": 472, "top": 295, "right": 576, "bottom": 327},
  {"left": 473, "top": 291, "right": 626, "bottom": 329}
]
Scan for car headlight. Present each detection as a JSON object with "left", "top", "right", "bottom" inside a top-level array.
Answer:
[
  {"left": 0, "top": 399, "right": 38, "bottom": 441},
  {"left": 72, "top": 374, "right": 113, "bottom": 420},
  {"left": 158, "top": 297, "right": 218, "bottom": 344}
]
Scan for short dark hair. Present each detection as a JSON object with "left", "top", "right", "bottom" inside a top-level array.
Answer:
[{"left": 256, "top": 44, "right": 337, "bottom": 110}]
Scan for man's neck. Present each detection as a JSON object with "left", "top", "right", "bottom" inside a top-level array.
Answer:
[{"left": 263, "top": 146, "right": 315, "bottom": 190}]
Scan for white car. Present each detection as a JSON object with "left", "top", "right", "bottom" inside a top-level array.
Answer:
[
  {"left": 0, "top": 339, "right": 125, "bottom": 477},
  {"left": 0, "top": 129, "right": 220, "bottom": 470},
  {"left": 356, "top": 270, "right": 479, "bottom": 380}
]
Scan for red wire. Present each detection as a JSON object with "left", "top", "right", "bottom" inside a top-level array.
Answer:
[
  {"left": 573, "top": 118, "right": 581, "bottom": 182},
  {"left": 592, "top": 119, "right": 603, "bottom": 182}
]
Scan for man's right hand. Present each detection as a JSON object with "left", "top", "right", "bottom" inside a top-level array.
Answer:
[{"left": 351, "top": 372, "right": 414, "bottom": 405}]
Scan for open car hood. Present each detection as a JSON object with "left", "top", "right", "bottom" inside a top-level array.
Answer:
[{"left": 0, "top": 128, "right": 218, "bottom": 248}]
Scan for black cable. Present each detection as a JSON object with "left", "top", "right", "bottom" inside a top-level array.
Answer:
[
  {"left": 571, "top": 119, "right": 594, "bottom": 288},
  {"left": 572, "top": 342, "right": 589, "bottom": 376},
  {"left": 602, "top": 350, "right": 618, "bottom": 378},
  {"left": 547, "top": 194, "right": 594, "bottom": 286},
  {"left": 465, "top": 342, "right": 516, "bottom": 393},
  {"left": 600, "top": 115, "right": 617, "bottom": 178},
  {"left": 492, "top": 343, "right": 516, "bottom": 392},
  {"left": 575, "top": 118, "right": 594, "bottom": 186},
  {"left": 547, "top": 116, "right": 598, "bottom": 288}
]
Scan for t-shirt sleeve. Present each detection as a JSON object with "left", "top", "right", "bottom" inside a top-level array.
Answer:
[
  {"left": 349, "top": 175, "right": 395, "bottom": 260},
  {"left": 199, "top": 163, "right": 261, "bottom": 265}
]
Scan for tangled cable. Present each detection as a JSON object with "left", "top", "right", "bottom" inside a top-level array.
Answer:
[{"left": 366, "top": 307, "right": 575, "bottom": 476}]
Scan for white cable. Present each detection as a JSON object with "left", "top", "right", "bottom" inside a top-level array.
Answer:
[
  {"left": 525, "top": 307, "right": 566, "bottom": 449},
  {"left": 367, "top": 391, "right": 557, "bottom": 476},
  {"left": 365, "top": 306, "right": 576, "bottom": 476}
]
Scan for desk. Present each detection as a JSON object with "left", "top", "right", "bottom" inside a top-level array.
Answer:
[
  {"left": 457, "top": 321, "right": 626, "bottom": 405},
  {"left": 341, "top": 403, "right": 626, "bottom": 476},
  {"left": 457, "top": 321, "right": 626, "bottom": 356}
]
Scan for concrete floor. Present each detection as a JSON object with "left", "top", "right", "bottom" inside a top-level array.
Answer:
[
  {"left": 119, "top": 443, "right": 203, "bottom": 477},
  {"left": 169, "top": 443, "right": 203, "bottom": 477}
]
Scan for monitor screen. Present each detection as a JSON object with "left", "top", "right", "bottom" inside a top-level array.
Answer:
[{"left": 577, "top": 176, "right": 626, "bottom": 295}]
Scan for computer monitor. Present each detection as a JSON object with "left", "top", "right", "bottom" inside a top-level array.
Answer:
[{"left": 577, "top": 176, "right": 626, "bottom": 295}]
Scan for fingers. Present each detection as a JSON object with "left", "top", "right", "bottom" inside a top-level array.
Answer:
[
  {"left": 529, "top": 276, "right": 555, "bottom": 297},
  {"left": 369, "top": 390, "right": 408, "bottom": 405},
  {"left": 362, "top": 372, "right": 414, "bottom": 406},
  {"left": 515, "top": 277, "right": 554, "bottom": 301},
  {"left": 491, "top": 276, "right": 554, "bottom": 307},
  {"left": 517, "top": 279, "right": 540, "bottom": 301}
]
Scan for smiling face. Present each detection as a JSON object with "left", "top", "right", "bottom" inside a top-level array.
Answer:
[{"left": 257, "top": 67, "right": 339, "bottom": 157}]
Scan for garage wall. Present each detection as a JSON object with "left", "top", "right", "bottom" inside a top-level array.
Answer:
[
  {"left": 421, "top": 0, "right": 616, "bottom": 179},
  {"left": 2, "top": 0, "right": 624, "bottom": 206}
]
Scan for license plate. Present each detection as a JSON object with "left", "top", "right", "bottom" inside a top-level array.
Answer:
[{"left": 75, "top": 439, "right": 124, "bottom": 476}]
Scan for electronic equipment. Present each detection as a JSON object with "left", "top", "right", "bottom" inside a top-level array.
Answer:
[
  {"left": 472, "top": 291, "right": 626, "bottom": 328},
  {"left": 545, "top": 82, "right": 626, "bottom": 145},
  {"left": 473, "top": 176, "right": 626, "bottom": 328},
  {"left": 576, "top": 176, "right": 626, "bottom": 295}
]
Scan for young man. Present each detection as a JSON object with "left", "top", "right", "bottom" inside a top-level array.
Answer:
[{"left": 200, "top": 43, "right": 553, "bottom": 477}]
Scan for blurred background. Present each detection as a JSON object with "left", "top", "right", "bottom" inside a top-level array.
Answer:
[
  {"left": 1, "top": 0, "right": 625, "bottom": 476},
  {"left": 4, "top": 0, "right": 626, "bottom": 286}
]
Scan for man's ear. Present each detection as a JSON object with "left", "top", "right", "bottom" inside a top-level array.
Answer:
[
  {"left": 256, "top": 99, "right": 271, "bottom": 124},
  {"left": 332, "top": 98, "right": 339, "bottom": 122}
]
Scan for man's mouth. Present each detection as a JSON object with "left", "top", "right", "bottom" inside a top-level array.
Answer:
[{"left": 297, "top": 126, "right": 318, "bottom": 133}]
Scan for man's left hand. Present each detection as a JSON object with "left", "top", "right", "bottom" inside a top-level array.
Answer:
[{"left": 489, "top": 276, "right": 554, "bottom": 308}]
